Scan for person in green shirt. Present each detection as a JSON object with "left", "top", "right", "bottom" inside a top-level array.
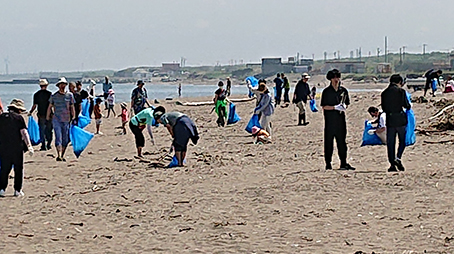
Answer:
[{"left": 129, "top": 106, "right": 164, "bottom": 158}]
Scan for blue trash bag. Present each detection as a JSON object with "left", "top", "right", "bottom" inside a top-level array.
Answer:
[
  {"left": 405, "top": 109, "right": 416, "bottom": 146},
  {"left": 69, "top": 125, "right": 94, "bottom": 158},
  {"left": 361, "top": 120, "right": 383, "bottom": 146},
  {"left": 432, "top": 79, "right": 438, "bottom": 92},
  {"left": 309, "top": 99, "right": 318, "bottom": 112},
  {"left": 245, "top": 114, "right": 262, "bottom": 133},
  {"left": 81, "top": 99, "right": 90, "bottom": 118},
  {"left": 227, "top": 103, "right": 241, "bottom": 125},
  {"left": 27, "top": 116, "right": 41, "bottom": 146},
  {"left": 245, "top": 76, "right": 258, "bottom": 98},
  {"left": 77, "top": 115, "right": 91, "bottom": 129},
  {"left": 168, "top": 155, "right": 187, "bottom": 168}
]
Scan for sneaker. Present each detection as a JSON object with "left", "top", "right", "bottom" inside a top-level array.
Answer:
[
  {"left": 340, "top": 164, "right": 356, "bottom": 170},
  {"left": 56, "top": 157, "right": 62, "bottom": 162},
  {"left": 14, "top": 190, "right": 24, "bottom": 197},
  {"left": 388, "top": 166, "right": 398, "bottom": 172},
  {"left": 47, "top": 144, "right": 52, "bottom": 150},
  {"left": 325, "top": 164, "right": 333, "bottom": 170},
  {"left": 394, "top": 158, "right": 405, "bottom": 171},
  {"left": 0, "top": 189, "right": 5, "bottom": 197},
  {"left": 40, "top": 146, "right": 46, "bottom": 151}
]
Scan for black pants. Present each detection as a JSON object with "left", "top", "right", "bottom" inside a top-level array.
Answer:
[
  {"left": 0, "top": 152, "right": 24, "bottom": 191},
  {"left": 38, "top": 116, "right": 53, "bottom": 148},
  {"left": 324, "top": 126, "right": 347, "bottom": 167},
  {"left": 129, "top": 122, "right": 145, "bottom": 148},
  {"left": 275, "top": 87, "right": 282, "bottom": 104},
  {"left": 283, "top": 88, "right": 290, "bottom": 103},
  {"left": 386, "top": 126, "right": 406, "bottom": 166}
]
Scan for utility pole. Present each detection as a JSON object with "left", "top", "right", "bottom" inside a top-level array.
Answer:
[
  {"left": 4, "top": 57, "right": 9, "bottom": 75},
  {"left": 350, "top": 51, "right": 354, "bottom": 59},
  {"left": 384, "top": 36, "right": 388, "bottom": 63},
  {"left": 333, "top": 51, "right": 337, "bottom": 59},
  {"left": 359, "top": 47, "right": 362, "bottom": 61},
  {"left": 337, "top": 50, "right": 340, "bottom": 59},
  {"left": 377, "top": 48, "right": 381, "bottom": 61},
  {"left": 423, "top": 43, "right": 428, "bottom": 56},
  {"left": 399, "top": 48, "right": 402, "bottom": 65},
  {"left": 324, "top": 51, "right": 327, "bottom": 62},
  {"left": 402, "top": 45, "right": 407, "bottom": 60}
]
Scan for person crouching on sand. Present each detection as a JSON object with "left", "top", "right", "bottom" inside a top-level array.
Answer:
[
  {"left": 129, "top": 106, "right": 162, "bottom": 158},
  {"left": 118, "top": 102, "right": 129, "bottom": 135},
  {"left": 154, "top": 109, "right": 199, "bottom": 167},
  {"left": 251, "top": 126, "right": 270, "bottom": 144}
]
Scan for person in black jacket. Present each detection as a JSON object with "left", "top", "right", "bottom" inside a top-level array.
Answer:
[
  {"left": 381, "top": 74, "right": 411, "bottom": 172},
  {"left": 293, "top": 73, "right": 311, "bottom": 125},
  {"left": 423, "top": 69, "right": 442, "bottom": 97},
  {"left": 320, "top": 69, "right": 355, "bottom": 170}
]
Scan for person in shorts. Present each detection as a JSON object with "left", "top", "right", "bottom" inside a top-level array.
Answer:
[{"left": 94, "top": 97, "right": 103, "bottom": 134}]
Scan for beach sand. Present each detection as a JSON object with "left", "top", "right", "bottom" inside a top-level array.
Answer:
[{"left": 1, "top": 86, "right": 454, "bottom": 253}]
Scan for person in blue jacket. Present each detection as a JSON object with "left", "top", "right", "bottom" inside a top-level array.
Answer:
[{"left": 254, "top": 80, "right": 275, "bottom": 138}]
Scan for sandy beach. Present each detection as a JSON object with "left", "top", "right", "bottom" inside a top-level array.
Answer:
[{"left": 1, "top": 84, "right": 454, "bottom": 253}]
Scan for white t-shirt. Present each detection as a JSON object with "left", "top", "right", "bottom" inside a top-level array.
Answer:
[{"left": 378, "top": 112, "right": 386, "bottom": 129}]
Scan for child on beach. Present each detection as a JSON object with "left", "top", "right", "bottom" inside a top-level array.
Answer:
[
  {"left": 106, "top": 89, "right": 116, "bottom": 118},
  {"left": 251, "top": 126, "right": 270, "bottom": 144},
  {"left": 118, "top": 102, "right": 129, "bottom": 135},
  {"left": 94, "top": 97, "right": 103, "bottom": 135}
]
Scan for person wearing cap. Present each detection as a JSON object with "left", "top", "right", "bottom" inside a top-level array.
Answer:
[
  {"left": 214, "top": 81, "right": 228, "bottom": 127},
  {"left": 251, "top": 126, "right": 270, "bottom": 144},
  {"left": 381, "top": 74, "right": 411, "bottom": 172},
  {"left": 47, "top": 77, "right": 75, "bottom": 162},
  {"left": 102, "top": 76, "right": 113, "bottom": 110},
  {"left": 254, "top": 80, "right": 275, "bottom": 137},
  {"left": 106, "top": 89, "right": 116, "bottom": 118},
  {"left": 0, "top": 99, "right": 34, "bottom": 197},
  {"left": 131, "top": 80, "right": 150, "bottom": 115},
  {"left": 129, "top": 107, "right": 159, "bottom": 158},
  {"left": 154, "top": 109, "right": 199, "bottom": 167},
  {"left": 29, "top": 79, "right": 53, "bottom": 151},
  {"left": 320, "top": 69, "right": 355, "bottom": 170},
  {"left": 293, "top": 73, "right": 312, "bottom": 126}
]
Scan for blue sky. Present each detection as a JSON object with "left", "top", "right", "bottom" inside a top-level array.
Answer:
[{"left": 1, "top": 0, "right": 453, "bottom": 72}]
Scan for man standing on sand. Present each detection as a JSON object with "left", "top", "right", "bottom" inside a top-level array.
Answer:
[
  {"left": 381, "top": 74, "right": 411, "bottom": 172},
  {"left": 293, "top": 73, "right": 311, "bottom": 126},
  {"left": 273, "top": 73, "right": 283, "bottom": 106},
  {"left": 282, "top": 73, "right": 291, "bottom": 106},
  {"left": 320, "top": 69, "right": 355, "bottom": 170},
  {"left": 102, "top": 76, "right": 113, "bottom": 109},
  {"left": 29, "top": 79, "right": 53, "bottom": 151},
  {"left": 131, "top": 80, "right": 151, "bottom": 115},
  {"left": 226, "top": 77, "right": 232, "bottom": 96},
  {"left": 47, "top": 77, "right": 75, "bottom": 162}
]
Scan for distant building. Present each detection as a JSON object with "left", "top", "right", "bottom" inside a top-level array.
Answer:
[
  {"left": 322, "top": 60, "right": 365, "bottom": 74},
  {"left": 261, "top": 57, "right": 313, "bottom": 75},
  {"left": 376, "top": 63, "right": 392, "bottom": 74},
  {"left": 133, "top": 69, "right": 153, "bottom": 80},
  {"left": 161, "top": 63, "right": 180, "bottom": 72}
]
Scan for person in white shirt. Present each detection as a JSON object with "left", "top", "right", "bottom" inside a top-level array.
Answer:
[{"left": 368, "top": 106, "right": 387, "bottom": 144}]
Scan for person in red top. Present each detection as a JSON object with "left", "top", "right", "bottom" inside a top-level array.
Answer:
[
  {"left": 94, "top": 97, "right": 103, "bottom": 134},
  {"left": 118, "top": 102, "right": 129, "bottom": 135}
]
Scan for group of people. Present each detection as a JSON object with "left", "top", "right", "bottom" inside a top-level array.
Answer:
[{"left": 273, "top": 73, "right": 291, "bottom": 106}]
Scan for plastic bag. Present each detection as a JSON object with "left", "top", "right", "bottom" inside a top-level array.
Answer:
[
  {"left": 245, "top": 76, "right": 258, "bottom": 98},
  {"left": 168, "top": 155, "right": 186, "bottom": 168},
  {"left": 227, "top": 103, "right": 241, "bottom": 125},
  {"left": 361, "top": 120, "right": 383, "bottom": 146},
  {"left": 81, "top": 99, "right": 90, "bottom": 118},
  {"left": 69, "top": 125, "right": 94, "bottom": 158},
  {"left": 245, "top": 114, "right": 262, "bottom": 133},
  {"left": 77, "top": 115, "right": 91, "bottom": 129},
  {"left": 432, "top": 79, "right": 438, "bottom": 92},
  {"left": 309, "top": 99, "right": 318, "bottom": 112},
  {"left": 405, "top": 109, "right": 416, "bottom": 146},
  {"left": 27, "top": 116, "right": 41, "bottom": 146}
]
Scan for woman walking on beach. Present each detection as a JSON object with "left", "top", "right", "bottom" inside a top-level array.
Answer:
[
  {"left": 129, "top": 106, "right": 163, "bottom": 158},
  {"left": 214, "top": 81, "right": 227, "bottom": 127},
  {"left": 254, "top": 80, "right": 274, "bottom": 138},
  {"left": 0, "top": 99, "right": 33, "bottom": 197},
  {"left": 154, "top": 109, "right": 199, "bottom": 167}
]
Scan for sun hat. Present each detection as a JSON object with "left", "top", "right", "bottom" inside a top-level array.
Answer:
[
  {"left": 120, "top": 102, "right": 128, "bottom": 108},
  {"left": 39, "top": 79, "right": 49, "bottom": 86},
  {"left": 56, "top": 77, "right": 68, "bottom": 86},
  {"left": 95, "top": 97, "right": 103, "bottom": 103},
  {"left": 8, "top": 98, "right": 26, "bottom": 112},
  {"left": 302, "top": 73, "right": 311, "bottom": 79},
  {"left": 251, "top": 126, "right": 260, "bottom": 135},
  {"left": 108, "top": 89, "right": 115, "bottom": 94}
]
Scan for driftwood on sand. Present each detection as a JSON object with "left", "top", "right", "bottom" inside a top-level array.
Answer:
[
  {"left": 429, "top": 103, "right": 454, "bottom": 120},
  {"left": 175, "top": 97, "right": 254, "bottom": 106}
]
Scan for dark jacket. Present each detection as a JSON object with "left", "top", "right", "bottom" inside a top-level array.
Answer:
[
  {"left": 294, "top": 80, "right": 311, "bottom": 103},
  {"left": 381, "top": 84, "right": 411, "bottom": 127}
]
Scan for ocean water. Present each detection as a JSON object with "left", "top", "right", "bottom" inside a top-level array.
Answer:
[{"left": 0, "top": 83, "right": 248, "bottom": 109}]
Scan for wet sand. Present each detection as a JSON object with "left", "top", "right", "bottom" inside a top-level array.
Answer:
[{"left": 1, "top": 86, "right": 454, "bottom": 253}]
